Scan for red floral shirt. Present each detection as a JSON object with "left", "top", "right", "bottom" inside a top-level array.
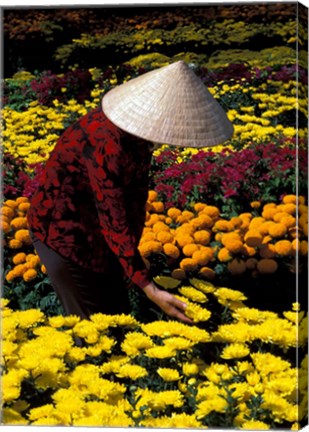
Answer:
[{"left": 27, "top": 107, "right": 152, "bottom": 289}]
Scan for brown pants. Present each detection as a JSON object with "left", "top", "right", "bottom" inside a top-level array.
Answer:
[{"left": 31, "top": 234, "right": 131, "bottom": 320}]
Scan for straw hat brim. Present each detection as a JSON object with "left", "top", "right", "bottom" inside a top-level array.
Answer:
[{"left": 102, "top": 61, "right": 234, "bottom": 147}]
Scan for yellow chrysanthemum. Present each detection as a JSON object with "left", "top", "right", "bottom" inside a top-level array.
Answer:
[
  {"left": 221, "top": 343, "right": 250, "bottom": 359},
  {"left": 157, "top": 368, "right": 180, "bottom": 382},
  {"left": 178, "top": 286, "right": 208, "bottom": 303},
  {"left": 241, "top": 419, "right": 270, "bottom": 430}
]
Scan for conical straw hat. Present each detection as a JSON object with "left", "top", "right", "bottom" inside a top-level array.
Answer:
[{"left": 102, "top": 60, "right": 234, "bottom": 147}]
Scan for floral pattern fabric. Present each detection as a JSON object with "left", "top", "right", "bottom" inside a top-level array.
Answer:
[{"left": 27, "top": 106, "right": 152, "bottom": 289}]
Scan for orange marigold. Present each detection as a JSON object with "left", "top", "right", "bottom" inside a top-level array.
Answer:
[
  {"left": 151, "top": 201, "right": 165, "bottom": 213},
  {"left": 281, "top": 203, "right": 297, "bottom": 215},
  {"left": 193, "top": 203, "right": 206, "bottom": 212},
  {"left": 183, "top": 243, "right": 199, "bottom": 257},
  {"left": 213, "top": 220, "right": 234, "bottom": 232},
  {"left": 283, "top": 194, "right": 297, "bottom": 204},
  {"left": 249, "top": 217, "right": 265, "bottom": 230},
  {"left": 262, "top": 207, "right": 278, "bottom": 220},
  {"left": 145, "top": 214, "right": 160, "bottom": 227},
  {"left": 12, "top": 252, "right": 27, "bottom": 265},
  {"left": 192, "top": 248, "right": 213, "bottom": 266},
  {"left": 171, "top": 268, "right": 186, "bottom": 280},
  {"left": 142, "top": 232, "right": 156, "bottom": 242},
  {"left": 274, "top": 240, "right": 293, "bottom": 256},
  {"left": 18, "top": 202, "right": 31, "bottom": 212},
  {"left": 15, "top": 229, "right": 31, "bottom": 244},
  {"left": 4, "top": 200, "right": 19, "bottom": 209},
  {"left": 268, "top": 223, "right": 287, "bottom": 238},
  {"left": 23, "top": 269, "right": 38, "bottom": 282},
  {"left": 217, "top": 247, "right": 233, "bottom": 262},
  {"left": 193, "top": 230, "right": 211, "bottom": 245},
  {"left": 176, "top": 223, "right": 195, "bottom": 235},
  {"left": 190, "top": 215, "right": 213, "bottom": 230},
  {"left": 16, "top": 197, "right": 29, "bottom": 204},
  {"left": 258, "top": 221, "right": 275, "bottom": 235},
  {"left": 167, "top": 208, "right": 182, "bottom": 220},
  {"left": 27, "top": 256, "right": 41, "bottom": 269},
  {"left": 246, "top": 258, "right": 258, "bottom": 270},
  {"left": 280, "top": 215, "right": 296, "bottom": 229},
  {"left": 227, "top": 258, "right": 246, "bottom": 275},
  {"left": 156, "top": 231, "right": 174, "bottom": 244},
  {"left": 176, "top": 211, "right": 195, "bottom": 224},
  {"left": 10, "top": 217, "right": 28, "bottom": 230},
  {"left": 224, "top": 238, "right": 244, "bottom": 254},
  {"left": 199, "top": 266, "right": 216, "bottom": 280},
  {"left": 176, "top": 234, "right": 195, "bottom": 248},
  {"left": 201, "top": 205, "right": 220, "bottom": 219},
  {"left": 163, "top": 243, "right": 180, "bottom": 259},
  {"left": 242, "top": 244, "right": 256, "bottom": 257},
  {"left": 244, "top": 230, "right": 263, "bottom": 247},
  {"left": 257, "top": 258, "right": 278, "bottom": 274},
  {"left": 11, "top": 263, "right": 28, "bottom": 277},
  {"left": 1, "top": 206, "right": 15, "bottom": 220},
  {"left": 259, "top": 244, "right": 276, "bottom": 259},
  {"left": 250, "top": 201, "right": 261, "bottom": 209},
  {"left": 180, "top": 258, "right": 198, "bottom": 272},
  {"left": 230, "top": 217, "right": 243, "bottom": 228},
  {"left": 8, "top": 239, "right": 23, "bottom": 249},
  {"left": 139, "top": 241, "right": 162, "bottom": 257},
  {"left": 1, "top": 220, "right": 10, "bottom": 234},
  {"left": 152, "top": 221, "right": 170, "bottom": 233},
  {"left": 273, "top": 212, "right": 288, "bottom": 222},
  {"left": 300, "top": 240, "right": 308, "bottom": 256},
  {"left": 148, "top": 190, "right": 158, "bottom": 202}
]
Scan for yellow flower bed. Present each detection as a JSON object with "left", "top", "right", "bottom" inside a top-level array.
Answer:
[{"left": 1, "top": 285, "right": 307, "bottom": 427}]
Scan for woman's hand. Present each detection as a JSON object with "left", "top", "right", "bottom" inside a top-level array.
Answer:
[{"left": 143, "top": 282, "right": 193, "bottom": 324}]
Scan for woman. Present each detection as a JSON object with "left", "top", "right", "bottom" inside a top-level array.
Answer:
[{"left": 27, "top": 61, "right": 233, "bottom": 323}]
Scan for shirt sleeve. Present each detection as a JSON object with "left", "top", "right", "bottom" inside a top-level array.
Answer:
[{"left": 83, "top": 128, "right": 151, "bottom": 290}]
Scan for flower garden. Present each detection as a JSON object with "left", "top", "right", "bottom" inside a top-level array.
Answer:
[{"left": 1, "top": 4, "right": 308, "bottom": 429}]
